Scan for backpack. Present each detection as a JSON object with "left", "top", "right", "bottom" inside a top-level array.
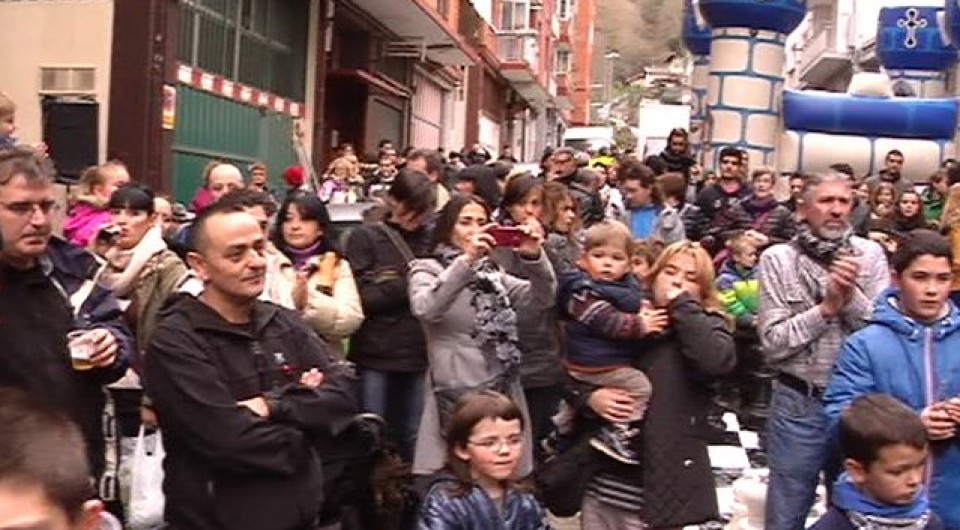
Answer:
[{"left": 568, "top": 181, "right": 605, "bottom": 228}]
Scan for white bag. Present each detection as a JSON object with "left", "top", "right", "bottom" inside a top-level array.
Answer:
[{"left": 127, "top": 427, "right": 166, "bottom": 530}]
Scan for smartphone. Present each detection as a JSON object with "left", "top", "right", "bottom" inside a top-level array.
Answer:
[
  {"left": 96, "top": 226, "right": 121, "bottom": 245},
  {"left": 488, "top": 226, "right": 524, "bottom": 247}
]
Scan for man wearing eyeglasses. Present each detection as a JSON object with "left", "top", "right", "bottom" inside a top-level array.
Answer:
[
  {"left": 693, "top": 146, "right": 752, "bottom": 254},
  {"left": 0, "top": 148, "right": 132, "bottom": 511},
  {"left": 551, "top": 146, "right": 606, "bottom": 227}
]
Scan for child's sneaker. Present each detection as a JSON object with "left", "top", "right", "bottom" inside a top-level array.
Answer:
[{"left": 589, "top": 425, "right": 640, "bottom": 465}]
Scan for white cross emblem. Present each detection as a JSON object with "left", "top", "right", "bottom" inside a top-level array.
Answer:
[{"left": 897, "top": 8, "right": 927, "bottom": 49}]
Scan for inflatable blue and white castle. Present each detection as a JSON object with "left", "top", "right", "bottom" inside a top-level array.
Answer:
[{"left": 683, "top": 0, "right": 960, "bottom": 181}]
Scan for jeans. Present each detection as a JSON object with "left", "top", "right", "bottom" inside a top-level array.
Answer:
[
  {"left": 523, "top": 384, "right": 563, "bottom": 459},
  {"left": 361, "top": 369, "right": 425, "bottom": 462},
  {"left": 764, "top": 380, "right": 829, "bottom": 530},
  {"left": 580, "top": 493, "right": 646, "bottom": 530}
]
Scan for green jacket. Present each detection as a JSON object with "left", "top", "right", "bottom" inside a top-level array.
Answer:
[{"left": 923, "top": 188, "right": 945, "bottom": 226}]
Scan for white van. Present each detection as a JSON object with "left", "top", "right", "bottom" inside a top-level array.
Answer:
[{"left": 562, "top": 126, "right": 646, "bottom": 153}]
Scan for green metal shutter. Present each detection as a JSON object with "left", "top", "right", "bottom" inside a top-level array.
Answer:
[{"left": 172, "top": 86, "right": 295, "bottom": 203}]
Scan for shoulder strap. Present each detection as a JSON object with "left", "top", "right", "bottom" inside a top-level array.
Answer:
[{"left": 375, "top": 222, "right": 416, "bottom": 264}]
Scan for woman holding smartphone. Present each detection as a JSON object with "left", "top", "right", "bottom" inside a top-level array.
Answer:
[
  {"left": 408, "top": 194, "right": 557, "bottom": 479},
  {"left": 492, "top": 174, "right": 567, "bottom": 456}
]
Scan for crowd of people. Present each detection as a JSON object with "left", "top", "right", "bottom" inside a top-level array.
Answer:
[{"left": 4, "top": 83, "right": 960, "bottom": 530}]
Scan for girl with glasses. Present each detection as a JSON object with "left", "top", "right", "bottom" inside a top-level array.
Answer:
[{"left": 418, "top": 391, "right": 551, "bottom": 529}]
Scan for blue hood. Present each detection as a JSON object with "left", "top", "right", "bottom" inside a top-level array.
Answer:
[
  {"left": 868, "top": 287, "right": 960, "bottom": 341},
  {"left": 718, "top": 259, "right": 755, "bottom": 281},
  {"left": 832, "top": 472, "right": 929, "bottom": 519}
]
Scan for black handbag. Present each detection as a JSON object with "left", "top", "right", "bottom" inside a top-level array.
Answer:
[{"left": 535, "top": 432, "right": 600, "bottom": 517}]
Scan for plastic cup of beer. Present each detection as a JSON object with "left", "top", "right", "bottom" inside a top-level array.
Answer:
[{"left": 67, "top": 330, "right": 95, "bottom": 371}]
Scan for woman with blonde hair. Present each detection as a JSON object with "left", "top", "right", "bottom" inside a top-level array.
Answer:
[
  {"left": 574, "top": 240, "right": 736, "bottom": 530},
  {"left": 319, "top": 156, "right": 362, "bottom": 203},
  {"left": 940, "top": 184, "right": 960, "bottom": 306}
]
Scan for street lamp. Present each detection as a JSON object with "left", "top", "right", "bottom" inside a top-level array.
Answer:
[{"left": 602, "top": 50, "right": 620, "bottom": 121}]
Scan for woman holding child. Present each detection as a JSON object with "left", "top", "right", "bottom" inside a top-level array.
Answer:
[
  {"left": 578, "top": 240, "right": 736, "bottom": 529},
  {"left": 409, "top": 195, "right": 557, "bottom": 478}
]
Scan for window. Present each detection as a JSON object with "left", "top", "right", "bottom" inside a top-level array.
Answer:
[
  {"left": 557, "top": 0, "right": 574, "bottom": 20},
  {"left": 555, "top": 50, "right": 572, "bottom": 74},
  {"left": 501, "top": 0, "right": 530, "bottom": 31},
  {"left": 179, "top": 0, "right": 307, "bottom": 100}
]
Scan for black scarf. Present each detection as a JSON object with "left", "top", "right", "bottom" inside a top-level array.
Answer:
[
  {"left": 659, "top": 148, "right": 695, "bottom": 174},
  {"left": 794, "top": 221, "right": 855, "bottom": 265},
  {"left": 894, "top": 213, "right": 927, "bottom": 233},
  {"left": 434, "top": 244, "right": 523, "bottom": 377}
]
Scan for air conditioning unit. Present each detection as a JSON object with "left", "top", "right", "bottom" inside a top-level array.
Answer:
[
  {"left": 531, "top": 0, "right": 544, "bottom": 10},
  {"left": 383, "top": 40, "right": 426, "bottom": 60},
  {"left": 39, "top": 67, "right": 96, "bottom": 95}
]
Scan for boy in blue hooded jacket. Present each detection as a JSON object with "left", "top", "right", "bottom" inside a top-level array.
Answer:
[
  {"left": 811, "top": 393, "right": 942, "bottom": 530},
  {"left": 824, "top": 230, "right": 960, "bottom": 530}
]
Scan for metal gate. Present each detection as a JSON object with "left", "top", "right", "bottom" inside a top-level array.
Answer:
[
  {"left": 172, "top": 86, "right": 296, "bottom": 203},
  {"left": 411, "top": 74, "right": 444, "bottom": 150}
]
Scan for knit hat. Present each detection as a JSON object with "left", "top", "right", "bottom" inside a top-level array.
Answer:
[{"left": 283, "top": 165, "right": 305, "bottom": 187}]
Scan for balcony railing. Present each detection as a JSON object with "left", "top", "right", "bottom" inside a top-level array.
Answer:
[
  {"left": 460, "top": 0, "right": 500, "bottom": 58},
  {"left": 479, "top": 21, "right": 500, "bottom": 57},
  {"left": 799, "top": 24, "right": 841, "bottom": 75},
  {"left": 559, "top": 18, "right": 572, "bottom": 41},
  {"left": 496, "top": 32, "right": 538, "bottom": 72}
]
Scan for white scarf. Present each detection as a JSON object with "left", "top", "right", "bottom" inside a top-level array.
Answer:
[{"left": 99, "top": 225, "right": 169, "bottom": 297}]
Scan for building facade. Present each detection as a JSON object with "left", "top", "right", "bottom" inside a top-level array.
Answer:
[
  {"left": 786, "top": 0, "right": 954, "bottom": 92},
  {"left": 0, "top": 0, "right": 584, "bottom": 200},
  {"left": 554, "top": 0, "right": 595, "bottom": 126}
]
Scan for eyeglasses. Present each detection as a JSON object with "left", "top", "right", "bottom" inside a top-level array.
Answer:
[
  {"left": 467, "top": 435, "right": 524, "bottom": 452},
  {"left": 0, "top": 199, "right": 59, "bottom": 216}
]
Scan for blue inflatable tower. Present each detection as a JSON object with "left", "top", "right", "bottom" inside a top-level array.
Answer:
[
  {"left": 877, "top": 6, "right": 957, "bottom": 98},
  {"left": 683, "top": 0, "right": 712, "bottom": 162},
  {"left": 699, "top": 0, "right": 807, "bottom": 167}
]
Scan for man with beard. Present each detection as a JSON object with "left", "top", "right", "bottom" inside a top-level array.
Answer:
[
  {"left": 865, "top": 149, "right": 912, "bottom": 198},
  {"left": 758, "top": 172, "right": 889, "bottom": 530},
  {"left": 0, "top": 147, "right": 132, "bottom": 510},
  {"left": 829, "top": 163, "right": 870, "bottom": 237}
]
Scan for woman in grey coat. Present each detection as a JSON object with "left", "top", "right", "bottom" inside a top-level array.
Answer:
[{"left": 408, "top": 195, "right": 557, "bottom": 478}]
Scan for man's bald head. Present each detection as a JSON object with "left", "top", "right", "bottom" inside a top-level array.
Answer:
[
  {"left": 189, "top": 200, "right": 243, "bottom": 253},
  {"left": 207, "top": 163, "right": 244, "bottom": 201}
]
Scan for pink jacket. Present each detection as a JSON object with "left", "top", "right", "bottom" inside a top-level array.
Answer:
[
  {"left": 63, "top": 201, "right": 112, "bottom": 248},
  {"left": 189, "top": 187, "right": 215, "bottom": 213}
]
